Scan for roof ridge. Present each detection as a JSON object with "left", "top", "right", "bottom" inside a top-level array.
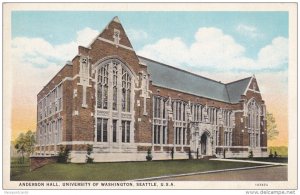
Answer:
[
  {"left": 138, "top": 55, "right": 225, "bottom": 86},
  {"left": 225, "top": 85, "right": 231, "bottom": 103},
  {"left": 225, "top": 76, "right": 252, "bottom": 85}
]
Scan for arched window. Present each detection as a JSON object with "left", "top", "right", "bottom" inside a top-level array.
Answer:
[
  {"left": 95, "top": 59, "right": 134, "bottom": 144},
  {"left": 112, "top": 63, "right": 118, "bottom": 110},
  {"left": 247, "top": 99, "right": 261, "bottom": 147},
  {"left": 122, "top": 67, "right": 131, "bottom": 112},
  {"left": 97, "top": 63, "right": 108, "bottom": 109}
]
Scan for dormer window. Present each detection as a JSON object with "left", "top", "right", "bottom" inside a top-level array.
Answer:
[{"left": 113, "top": 29, "right": 120, "bottom": 44}]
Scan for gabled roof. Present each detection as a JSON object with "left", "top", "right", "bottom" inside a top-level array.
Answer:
[
  {"left": 225, "top": 77, "right": 252, "bottom": 103},
  {"left": 138, "top": 56, "right": 252, "bottom": 104},
  {"left": 87, "top": 16, "right": 133, "bottom": 50}
]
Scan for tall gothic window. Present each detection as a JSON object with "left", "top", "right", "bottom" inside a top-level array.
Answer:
[
  {"left": 112, "top": 120, "right": 117, "bottom": 142},
  {"left": 95, "top": 59, "right": 134, "bottom": 145},
  {"left": 172, "top": 100, "right": 187, "bottom": 145},
  {"left": 97, "top": 64, "right": 109, "bottom": 109},
  {"left": 57, "top": 118, "right": 62, "bottom": 144},
  {"left": 112, "top": 63, "right": 118, "bottom": 110},
  {"left": 224, "top": 131, "right": 232, "bottom": 146},
  {"left": 247, "top": 99, "right": 261, "bottom": 147},
  {"left": 97, "top": 118, "right": 108, "bottom": 142},
  {"left": 215, "top": 128, "right": 220, "bottom": 146},
  {"left": 154, "top": 96, "right": 161, "bottom": 118},
  {"left": 96, "top": 60, "right": 132, "bottom": 112},
  {"left": 121, "top": 121, "right": 130, "bottom": 143},
  {"left": 122, "top": 68, "right": 131, "bottom": 112},
  {"left": 153, "top": 96, "right": 168, "bottom": 145},
  {"left": 175, "top": 127, "right": 181, "bottom": 145}
]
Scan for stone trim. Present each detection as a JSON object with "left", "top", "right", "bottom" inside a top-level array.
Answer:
[
  {"left": 60, "top": 141, "right": 94, "bottom": 145},
  {"left": 248, "top": 89, "right": 261, "bottom": 93},
  {"left": 243, "top": 76, "right": 254, "bottom": 95},
  {"left": 98, "top": 37, "right": 134, "bottom": 51}
]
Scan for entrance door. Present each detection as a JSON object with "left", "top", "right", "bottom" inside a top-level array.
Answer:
[{"left": 201, "top": 133, "right": 207, "bottom": 155}]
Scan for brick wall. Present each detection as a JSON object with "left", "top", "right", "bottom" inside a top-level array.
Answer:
[{"left": 30, "top": 156, "right": 58, "bottom": 171}]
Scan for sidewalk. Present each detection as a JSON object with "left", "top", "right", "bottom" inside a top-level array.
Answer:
[
  {"left": 210, "top": 158, "right": 288, "bottom": 166},
  {"left": 132, "top": 164, "right": 279, "bottom": 181}
]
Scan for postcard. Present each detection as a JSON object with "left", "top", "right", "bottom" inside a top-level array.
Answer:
[{"left": 2, "top": 2, "right": 298, "bottom": 192}]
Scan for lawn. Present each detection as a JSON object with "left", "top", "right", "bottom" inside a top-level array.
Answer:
[
  {"left": 11, "top": 159, "right": 264, "bottom": 181},
  {"left": 10, "top": 157, "right": 30, "bottom": 179}
]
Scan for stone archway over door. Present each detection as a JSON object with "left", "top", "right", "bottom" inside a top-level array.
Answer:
[{"left": 201, "top": 133, "right": 207, "bottom": 155}]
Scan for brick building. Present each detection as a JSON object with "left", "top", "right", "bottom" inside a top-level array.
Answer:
[{"left": 35, "top": 16, "right": 268, "bottom": 162}]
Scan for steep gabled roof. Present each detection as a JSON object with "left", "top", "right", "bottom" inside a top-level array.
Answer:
[
  {"left": 138, "top": 56, "right": 252, "bottom": 104},
  {"left": 225, "top": 77, "right": 252, "bottom": 103},
  {"left": 87, "top": 16, "right": 134, "bottom": 50}
]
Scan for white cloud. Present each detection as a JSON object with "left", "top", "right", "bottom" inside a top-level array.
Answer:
[
  {"left": 76, "top": 27, "right": 99, "bottom": 47},
  {"left": 10, "top": 27, "right": 99, "bottom": 108},
  {"left": 126, "top": 29, "right": 148, "bottom": 41},
  {"left": 236, "top": 24, "right": 261, "bottom": 39},
  {"left": 198, "top": 70, "right": 288, "bottom": 95},
  {"left": 139, "top": 37, "right": 189, "bottom": 66},
  {"left": 257, "top": 37, "right": 288, "bottom": 69},
  {"left": 189, "top": 27, "right": 248, "bottom": 69},
  {"left": 10, "top": 25, "right": 288, "bottom": 109},
  {"left": 11, "top": 27, "right": 99, "bottom": 69},
  {"left": 138, "top": 27, "right": 288, "bottom": 71},
  {"left": 137, "top": 27, "right": 289, "bottom": 116}
]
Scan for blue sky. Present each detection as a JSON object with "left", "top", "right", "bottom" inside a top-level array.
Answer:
[{"left": 12, "top": 11, "right": 288, "bottom": 60}]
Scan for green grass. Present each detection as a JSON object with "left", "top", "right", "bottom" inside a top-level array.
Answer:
[
  {"left": 10, "top": 157, "right": 30, "bottom": 179},
  {"left": 11, "top": 159, "right": 264, "bottom": 181}
]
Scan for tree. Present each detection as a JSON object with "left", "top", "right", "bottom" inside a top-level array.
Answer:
[
  {"left": 14, "top": 130, "right": 36, "bottom": 163},
  {"left": 266, "top": 112, "right": 279, "bottom": 141},
  {"left": 14, "top": 133, "right": 26, "bottom": 163},
  {"left": 146, "top": 147, "right": 153, "bottom": 161}
]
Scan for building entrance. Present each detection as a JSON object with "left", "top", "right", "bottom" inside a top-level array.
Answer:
[{"left": 201, "top": 133, "right": 207, "bottom": 155}]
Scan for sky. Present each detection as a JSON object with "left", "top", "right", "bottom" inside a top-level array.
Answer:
[{"left": 10, "top": 11, "right": 289, "bottom": 146}]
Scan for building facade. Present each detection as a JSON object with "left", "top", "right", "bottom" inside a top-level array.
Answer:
[{"left": 35, "top": 17, "right": 268, "bottom": 162}]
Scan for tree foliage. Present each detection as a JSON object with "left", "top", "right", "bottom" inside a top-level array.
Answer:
[
  {"left": 14, "top": 130, "right": 36, "bottom": 163},
  {"left": 266, "top": 112, "right": 279, "bottom": 141}
]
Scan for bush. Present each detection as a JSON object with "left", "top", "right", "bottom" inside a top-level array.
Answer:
[
  {"left": 86, "top": 144, "right": 94, "bottom": 163},
  {"left": 269, "top": 150, "right": 274, "bottom": 158},
  {"left": 57, "top": 146, "right": 70, "bottom": 163},
  {"left": 146, "top": 148, "right": 153, "bottom": 161},
  {"left": 171, "top": 147, "right": 174, "bottom": 160},
  {"left": 248, "top": 150, "right": 253, "bottom": 158},
  {"left": 268, "top": 146, "right": 288, "bottom": 157}
]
